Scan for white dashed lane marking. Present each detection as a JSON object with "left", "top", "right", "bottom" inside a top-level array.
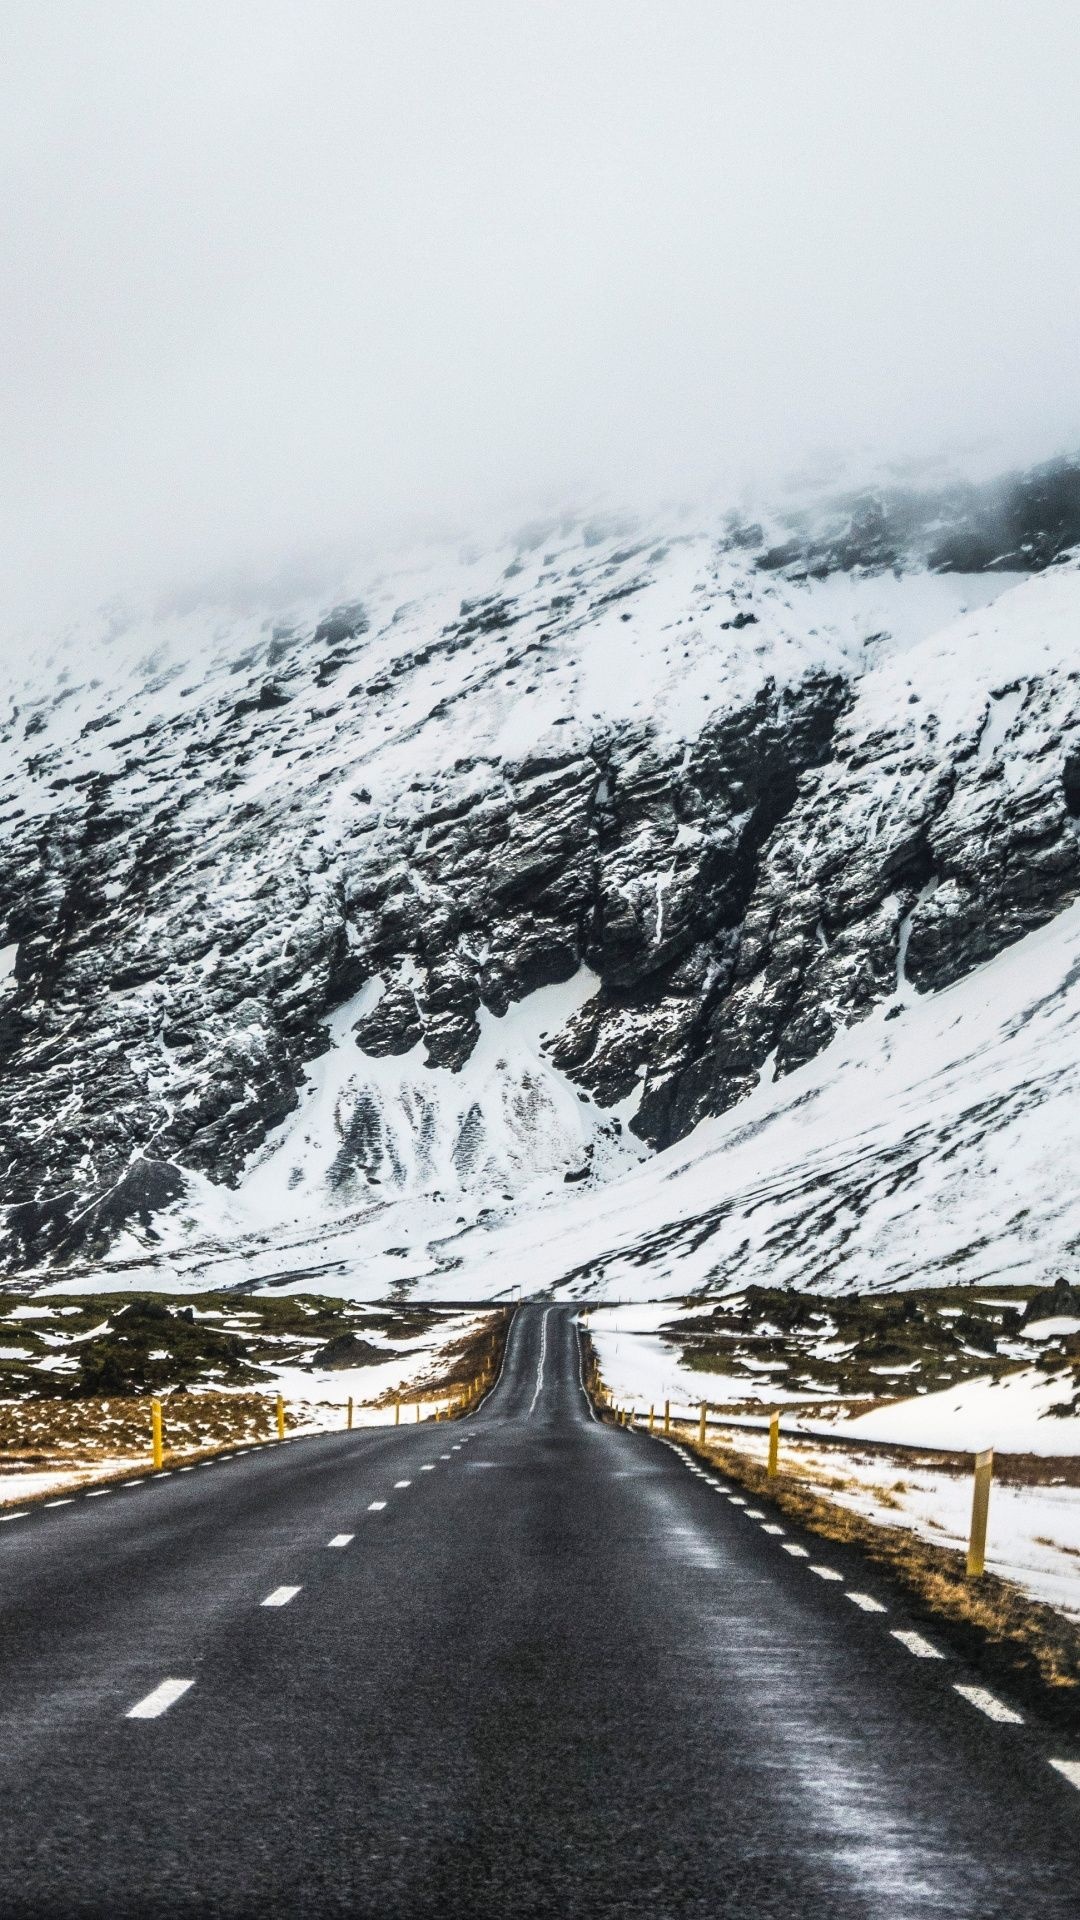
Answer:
[
  {"left": 954, "top": 1685, "right": 1023, "bottom": 1725},
  {"left": 328, "top": 1535, "right": 354, "bottom": 1549},
  {"left": 86, "top": 1489, "right": 112, "bottom": 1499},
  {"left": 261, "top": 1586, "right": 301, "bottom": 1608},
  {"left": 744, "top": 1509, "right": 765, "bottom": 1519},
  {"left": 761, "top": 1524, "right": 785, "bottom": 1536},
  {"left": 847, "top": 1592, "right": 887, "bottom": 1613},
  {"left": 811, "top": 1566, "right": 843, "bottom": 1582},
  {"left": 0, "top": 1511, "right": 28, "bottom": 1522},
  {"left": 394, "top": 1480, "right": 411, "bottom": 1490},
  {"left": 126, "top": 1678, "right": 194, "bottom": 1720},
  {"left": 729, "top": 1497, "right": 747, "bottom": 1507},
  {"left": 782, "top": 1544, "right": 810, "bottom": 1559},
  {"left": 420, "top": 1465, "right": 436, "bottom": 1473},
  {"left": 367, "top": 1501, "right": 387, "bottom": 1512},
  {"left": 1050, "top": 1759, "right": 1080, "bottom": 1790},
  {"left": 892, "top": 1630, "right": 944, "bottom": 1659},
  {"left": 44, "top": 1500, "right": 73, "bottom": 1509}
]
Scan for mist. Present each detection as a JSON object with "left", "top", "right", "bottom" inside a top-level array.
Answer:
[{"left": 2, "top": 0, "right": 1080, "bottom": 630}]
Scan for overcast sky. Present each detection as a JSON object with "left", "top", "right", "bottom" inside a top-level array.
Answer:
[{"left": 2, "top": 1, "right": 1080, "bottom": 625}]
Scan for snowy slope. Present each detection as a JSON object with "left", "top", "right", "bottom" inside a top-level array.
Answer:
[{"left": 2, "top": 461, "right": 1080, "bottom": 1289}]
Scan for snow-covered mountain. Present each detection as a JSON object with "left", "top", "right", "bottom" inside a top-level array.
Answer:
[{"left": 2, "top": 458, "right": 1080, "bottom": 1298}]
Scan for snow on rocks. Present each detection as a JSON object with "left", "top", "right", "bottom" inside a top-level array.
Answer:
[{"left": 0, "top": 463, "right": 1078, "bottom": 1283}]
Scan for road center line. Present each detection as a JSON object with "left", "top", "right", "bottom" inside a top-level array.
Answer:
[
  {"left": 527, "top": 1307, "right": 554, "bottom": 1417},
  {"left": 368, "top": 1500, "right": 387, "bottom": 1511},
  {"left": 328, "top": 1534, "right": 354, "bottom": 1548},
  {"left": 261, "top": 1586, "right": 301, "bottom": 1608},
  {"left": 420, "top": 1464, "right": 436, "bottom": 1472},
  {"left": 126, "top": 1678, "right": 194, "bottom": 1720},
  {"left": 394, "top": 1480, "right": 411, "bottom": 1489}
]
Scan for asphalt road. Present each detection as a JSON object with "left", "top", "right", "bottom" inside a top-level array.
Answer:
[{"left": 1, "top": 1302, "right": 1080, "bottom": 1917}]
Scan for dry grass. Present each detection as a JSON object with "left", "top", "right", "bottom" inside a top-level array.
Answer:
[
  {"left": 371, "top": 1308, "right": 512, "bottom": 1412},
  {"left": 671, "top": 1421, "right": 1080, "bottom": 1730}
]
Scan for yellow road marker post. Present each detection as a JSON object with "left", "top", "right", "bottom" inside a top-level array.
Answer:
[
  {"left": 276, "top": 1393, "right": 285, "bottom": 1441},
  {"left": 416, "top": 1401, "right": 421, "bottom": 1424},
  {"left": 346, "top": 1396, "right": 354, "bottom": 1431},
  {"left": 395, "top": 1400, "right": 401, "bottom": 1425},
  {"left": 767, "top": 1411, "right": 780, "bottom": 1479},
  {"left": 967, "top": 1448, "right": 993, "bottom": 1578},
  {"left": 648, "top": 1405, "right": 655, "bottom": 1434},
  {"left": 151, "top": 1399, "right": 164, "bottom": 1470},
  {"left": 663, "top": 1398, "right": 671, "bottom": 1436},
  {"left": 698, "top": 1403, "right": 707, "bottom": 1447}
]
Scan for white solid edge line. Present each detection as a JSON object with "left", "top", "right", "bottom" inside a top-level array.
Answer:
[
  {"left": 953, "top": 1684, "right": 1023, "bottom": 1725},
  {"left": 892, "top": 1629, "right": 944, "bottom": 1659},
  {"left": 328, "top": 1534, "right": 354, "bottom": 1548},
  {"left": 847, "top": 1592, "right": 887, "bottom": 1613},
  {"left": 368, "top": 1500, "right": 387, "bottom": 1511},
  {"left": 126, "top": 1678, "right": 194, "bottom": 1720},
  {"left": 1050, "top": 1759, "right": 1080, "bottom": 1789},
  {"left": 261, "top": 1585, "right": 301, "bottom": 1608},
  {"left": 811, "top": 1566, "right": 844, "bottom": 1582}
]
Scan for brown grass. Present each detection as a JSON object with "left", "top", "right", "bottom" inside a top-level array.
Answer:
[
  {"left": 669, "top": 1421, "right": 1080, "bottom": 1730},
  {"left": 372, "top": 1307, "right": 513, "bottom": 1412}
]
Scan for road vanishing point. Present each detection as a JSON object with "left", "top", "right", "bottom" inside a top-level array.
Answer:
[{"left": 2, "top": 1303, "right": 1080, "bottom": 1917}]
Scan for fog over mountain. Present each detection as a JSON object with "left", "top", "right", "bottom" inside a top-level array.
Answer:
[
  {"left": 4, "top": 6, "right": 1080, "bottom": 1308},
  {"left": 2, "top": 2, "right": 1080, "bottom": 634}
]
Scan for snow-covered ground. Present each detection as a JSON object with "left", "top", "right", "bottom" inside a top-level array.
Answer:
[
  {"left": 591, "top": 1309, "right": 1080, "bottom": 1618},
  {"left": 682, "top": 1423, "right": 1080, "bottom": 1624}
]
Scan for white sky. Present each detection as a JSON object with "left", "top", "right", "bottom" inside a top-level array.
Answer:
[{"left": 2, "top": 1, "right": 1079, "bottom": 624}]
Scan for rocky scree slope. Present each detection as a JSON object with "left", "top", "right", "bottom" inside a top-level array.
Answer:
[{"left": 1, "top": 460, "right": 1079, "bottom": 1284}]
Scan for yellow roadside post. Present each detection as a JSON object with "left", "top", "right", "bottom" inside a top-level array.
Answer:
[
  {"left": 151, "top": 1399, "right": 164, "bottom": 1470},
  {"left": 395, "top": 1400, "right": 401, "bottom": 1425},
  {"left": 663, "top": 1398, "right": 671, "bottom": 1436},
  {"left": 767, "top": 1411, "right": 780, "bottom": 1478},
  {"left": 698, "top": 1403, "right": 706, "bottom": 1447},
  {"left": 648, "top": 1405, "right": 655, "bottom": 1434},
  {"left": 346, "top": 1396, "right": 354, "bottom": 1431},
  {"left": 416, "top": 1401, "right": 421, "bottom": 1424},
  {"left": 276, "top": 1393, "right": 285, "bottom": 1441},
  {"left": 967, "top": 1448, "right": 994, "bottom": 1578}
]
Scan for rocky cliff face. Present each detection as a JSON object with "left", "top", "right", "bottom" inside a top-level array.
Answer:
[{"left": 1, "top": 457, "right": 1079, "bottom": 1286}]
